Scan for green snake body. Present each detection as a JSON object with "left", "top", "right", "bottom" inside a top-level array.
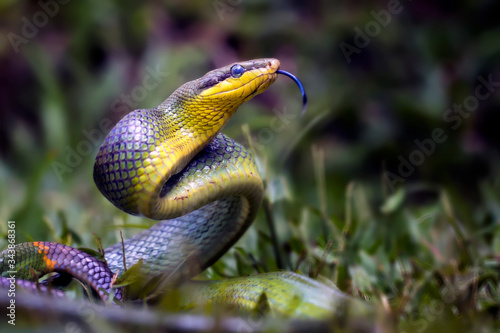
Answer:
[
  {"left": 0, "top": 59, "right": 366, "bottom": 319},
  {"left": 99, "top": 133, "right": 261, "bottom": 283}
]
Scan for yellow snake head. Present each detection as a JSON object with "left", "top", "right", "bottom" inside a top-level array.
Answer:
[
  {"left": 171, "top": 58, "right": 280, "bottom": 134},
  {"left": 197, "top": 58, "right": 280, "bottom": 101}
]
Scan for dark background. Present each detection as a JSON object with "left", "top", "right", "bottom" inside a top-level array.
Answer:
[{"left": 0, "top": 0, "right": 499, "bottom": 330}]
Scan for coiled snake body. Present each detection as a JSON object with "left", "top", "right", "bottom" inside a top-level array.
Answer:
[{"left": 0, "top": 59, "right": 362, "bottom": 319}]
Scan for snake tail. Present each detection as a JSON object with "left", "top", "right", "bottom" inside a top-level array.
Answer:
[{"left": 0, "top": 242, "right": 122, "bottom": 302}]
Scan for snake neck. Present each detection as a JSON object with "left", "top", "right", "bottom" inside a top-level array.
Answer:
[{"left": 158, "top": 82, "right": 240, "bottom": 140}]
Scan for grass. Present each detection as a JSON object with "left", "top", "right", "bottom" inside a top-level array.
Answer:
[{"left": 3, "top": 133, "right": 499, "bottom": 332}]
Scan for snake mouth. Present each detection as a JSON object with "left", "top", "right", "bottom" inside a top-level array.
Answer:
[{"left": 266, "top": 58, "right": 280, "bottom": 74}]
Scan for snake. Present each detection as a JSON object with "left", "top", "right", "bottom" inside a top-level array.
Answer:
[{"left": 0, "top": 58, "right": 366, "bottom": 319}]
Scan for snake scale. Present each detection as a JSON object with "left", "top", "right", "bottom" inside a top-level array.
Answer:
[{"left": 0, "top": 58, "right": 367, "bottom": 319}]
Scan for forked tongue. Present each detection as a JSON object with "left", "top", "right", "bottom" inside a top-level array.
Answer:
[{"left": 276, "top": 69, "right": 307, "bottom": 115}]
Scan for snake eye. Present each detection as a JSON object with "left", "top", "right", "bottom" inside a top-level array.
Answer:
[{"left": 230, "top": 64, "right": 245, "bottom": 78}]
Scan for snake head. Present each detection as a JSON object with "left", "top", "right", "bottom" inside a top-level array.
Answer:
[
  {"left": 174, "top": 59, "right": 280, "bottom": 125},
  {"left": 197, "top": 58, "right": 280, "bottom": 101}
]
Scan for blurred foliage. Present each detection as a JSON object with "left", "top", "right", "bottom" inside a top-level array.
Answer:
[{"left": 0, "top": 0, "right": 500, "bottom": 332}]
